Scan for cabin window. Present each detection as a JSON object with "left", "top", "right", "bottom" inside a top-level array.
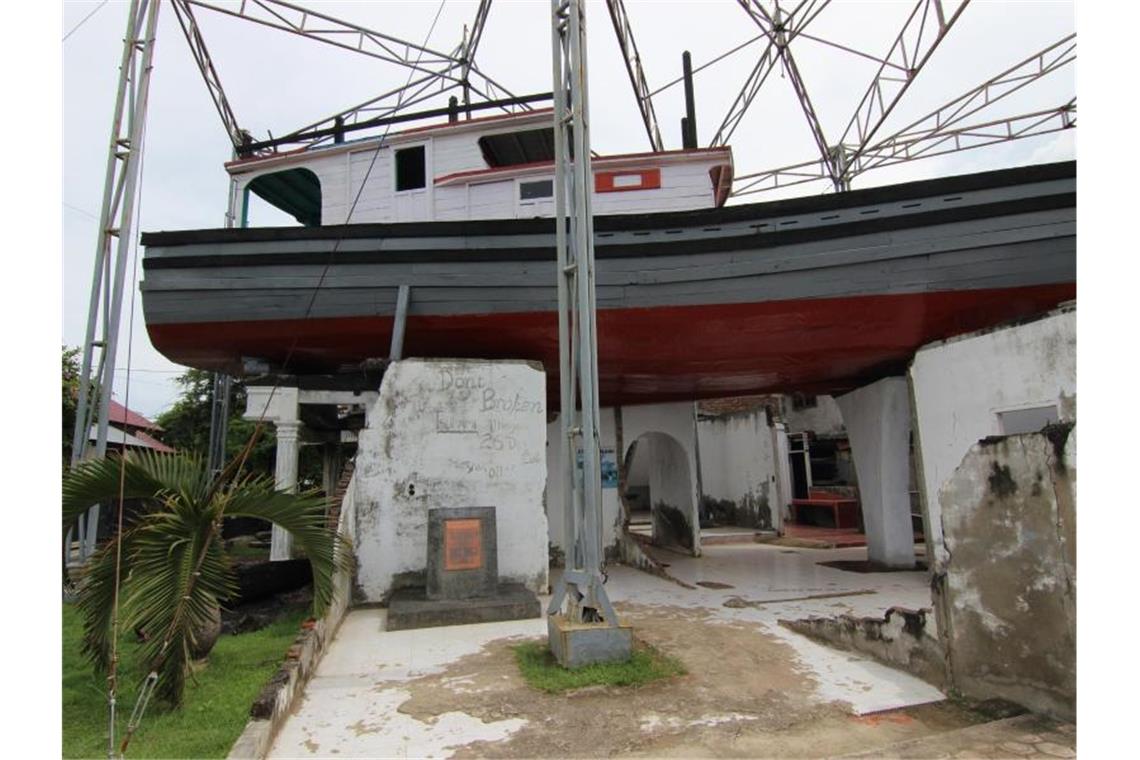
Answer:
[
  {"left": 519, "top": 179, "right": 554, "bottom": 200},
  {"left": 395, "top": 145, "right": 427, "bottom": 191}
]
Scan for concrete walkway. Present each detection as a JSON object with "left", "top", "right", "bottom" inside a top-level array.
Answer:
[{"left": 268, "top": 544, "right": 946, "bottom": 758}]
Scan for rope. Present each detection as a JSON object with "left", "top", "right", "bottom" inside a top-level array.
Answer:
[
  {"left": 63, "top": 0, "right": 110, "bottom": 42},
  {"left": 105, "top": 73, "right": 151, "bottom": 758}
]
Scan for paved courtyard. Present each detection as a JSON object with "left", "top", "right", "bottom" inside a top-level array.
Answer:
[{"left": 266, "top": 544, "right": 1067, "bottom": 758}]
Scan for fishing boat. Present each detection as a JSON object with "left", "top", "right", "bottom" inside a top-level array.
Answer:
[{"left": 140, "top": 109, "right": 1075, "bottom": 405}]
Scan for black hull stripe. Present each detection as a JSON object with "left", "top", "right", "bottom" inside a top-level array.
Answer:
[{"left": 144, "top": 192, "right": 1074, "bottom": 272}]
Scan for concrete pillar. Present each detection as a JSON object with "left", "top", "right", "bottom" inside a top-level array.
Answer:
[
  {"left": 836, "top": 377, "right": 915, "bottom": 568},
  {"left": 771, "top": 422, "right": 792, "bottom": 532},
  {"left": 244, "top": 385, "right": 301, "bottom": 562},
  {"left": 321, "top": 442, "right": 342, "bottom": 500},
  {"left": 271, "top": 421, "right": 300, "bottom": 560}
]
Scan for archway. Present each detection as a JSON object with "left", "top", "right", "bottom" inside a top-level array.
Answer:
[{"left": 623, "top": 431, "right": 695, "bottom": 552}]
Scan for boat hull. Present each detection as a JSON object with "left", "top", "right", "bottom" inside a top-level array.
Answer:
[{"left": 141, "top": 162, "right": 1076, "bottom": 405}]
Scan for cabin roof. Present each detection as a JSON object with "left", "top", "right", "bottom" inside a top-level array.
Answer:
[{"left": 224, "top": 109, "right": 557, "bottom": 175}]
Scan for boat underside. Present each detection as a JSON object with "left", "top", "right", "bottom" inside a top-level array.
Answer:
[{"left": 148, "top": 283, "right": 1074, "bottom": 405}]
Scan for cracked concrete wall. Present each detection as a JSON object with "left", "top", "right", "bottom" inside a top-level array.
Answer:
[
  {"left": 936, "top": 426, "right": 1076, "bottom": 720},
  {"left": 910, "top": 306, "right": 1076, "bottom": 566},
  {"left": 352, "top": 359, "right": 548, "bottom": 601},
  {"left": 779, "top": 607, "right": 946, "bottom": 689},
  {"left": 696, "top": 410, "right": 780, "bottom": 531}
]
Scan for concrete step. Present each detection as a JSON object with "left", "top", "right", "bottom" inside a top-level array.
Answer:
[
  {"left": 700, "top": 531, "right": 765, "bottom": 546},
  {"left": 836, "top": 713, "right": 1075, "bottom": 759}
]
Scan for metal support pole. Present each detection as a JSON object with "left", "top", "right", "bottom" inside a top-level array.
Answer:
[
  {"left": 70, "top": 0, "right": 162, "bottom": 563},
  {"left": 207, "top": 373, "right": 231, "bottom": 477},
  {"left": 547, "top": 0, "right": 620, "bottom": 633},
  {"left": 682, "top": 51, "right": 697, "bottom": 149},
  {"left": 389, "top": 284, "right": 411, "bottom": 360}
]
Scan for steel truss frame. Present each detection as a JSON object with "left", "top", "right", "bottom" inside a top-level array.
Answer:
[
  {"left": 170, "top": 0, "right": 1074, "bottom": 194},
  {"left": 547, "top": 0, "right": 620, "bottom": 629},
  {"left": 181, "top": 0, "right": 528, "bottom": 156},
  {"left": 605, "top": 0, "right": 663, "bottom": 152},
  {"left": 69, "top": 0, "right": 162, "bottom": 564},
  {"left": 732, "top": 33, "right": 1076, "bottom": 196}
]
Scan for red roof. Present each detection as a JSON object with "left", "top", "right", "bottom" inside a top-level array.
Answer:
[
  {"left": 109, "top": 400, "right": 161, "bottom": 431},
  {"left": 132, "top": 429, "right": 176, "bottom": 454}
]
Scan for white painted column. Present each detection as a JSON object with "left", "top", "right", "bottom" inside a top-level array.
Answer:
[
  {"left": 836, "top": 377, "right": 915, "bottom": 568},
  {"left": 271, "top": 421, "right": 300, "bottom": 561},
  {"left": 771, "top": 422, "right": 792, "bottom": 533},
  {"left": 244, "top": 385, "right": 302, "bottom": 562}
]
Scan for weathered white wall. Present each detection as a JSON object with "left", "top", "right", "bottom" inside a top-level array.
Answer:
[
  {"left": 936, "top": 427, "right": 1076, "bottom": 720},
  {"left": 697, "top": 410, "right": 781, "bottom": 530},
  {"left": 352, "top": 359, "right": 548, "bottom": 601},
  {"left": 837, "top": 377, "right": 915, "bottom": 568},
  {"left": 910, "top": 306, "right": 1076, "bottom": 565},
  {"left": 783, "top": 394, "right": 846, "bottom": 436},
  {"left": 545, "top": 408, "right": 623, "bottom": 556},
  {"left": 623, "top": 403, "right": 702, "bottom": 554},
  {"left": 546, "top": 402, "right": 701, "bottom": 556}
]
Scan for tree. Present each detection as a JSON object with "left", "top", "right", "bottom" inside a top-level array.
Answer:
[
  {"left": 62, "top": 346, "right": 94, "bottom": 466},
  {"left": 156, "top": 370, "right": 322, "bottom": 487},
  {"left": 156, "top": 370, "right": 273, "bottom": 477},
  {"left": 61, "top": 450, "right": 350, "bottom": 705}
]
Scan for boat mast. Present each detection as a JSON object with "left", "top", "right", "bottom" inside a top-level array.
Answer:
[{"left": 548, "top": 0, "right": 623, "bottom": 633}]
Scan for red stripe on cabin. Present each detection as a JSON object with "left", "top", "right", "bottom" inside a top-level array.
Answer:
[{"left": 595, "top": 169, "right": 661, "bottom": 193}]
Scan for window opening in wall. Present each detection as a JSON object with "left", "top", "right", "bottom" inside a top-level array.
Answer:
[
  {"left": 997, "top": 405, "right": 1059, "bottom": 435},
  {"left": 395, "top": 145, "right": 426, "bottom": 191},
  {"left": 791, "top": 393, "right": 818, "bottom": 411},
  {"left": 519, "top": 179, "right": 553, "bottom": 200}
]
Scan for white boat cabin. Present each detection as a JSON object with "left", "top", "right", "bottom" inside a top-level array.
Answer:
[{"left": 226, "top": 109, "right": 734, "bottom": 226}]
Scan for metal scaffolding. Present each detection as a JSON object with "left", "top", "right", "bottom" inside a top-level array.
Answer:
[
  {"left": 68, "top": 0, "right": 161, "bottom": 562},
  {"left": 547, "top": 0, "right": 621, "bottom": 631}
]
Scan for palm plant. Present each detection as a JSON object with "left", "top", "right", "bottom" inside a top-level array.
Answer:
[{"left": 62, "top": 450, "right": 350, "bottom": 706}]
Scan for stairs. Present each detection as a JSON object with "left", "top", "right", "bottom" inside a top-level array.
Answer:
[{"left": 326, "top": 457, "right": 356, "bottom": 530}]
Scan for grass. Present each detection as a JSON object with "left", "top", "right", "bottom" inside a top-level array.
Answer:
[
  {"left": 62, "top": 602, "right": 307, "bottom": 759},
  {"left": 512, "top": 639, "right": 686, "bottom": 693},
  {"left": 224, "top": 543, "right": 271, "bottom": 561}
]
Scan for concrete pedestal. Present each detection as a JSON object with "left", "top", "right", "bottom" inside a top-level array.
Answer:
[
  {"left": 387, "top": 583, "right": 540, "bottom": 631},
  {"left": 547, "top": 614, "right": 633, "bottom": 669}
]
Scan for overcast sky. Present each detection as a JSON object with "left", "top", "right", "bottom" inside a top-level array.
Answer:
[{"left": 61, "top": 0, "right": 1075, "bottom": 419}]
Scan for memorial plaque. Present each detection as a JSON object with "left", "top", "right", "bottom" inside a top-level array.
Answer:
[
  {"left": 426, "top": 507, "right": 498, "bottom": 600},
  {"left": 444, "top": 518, "right": 483, "bottom": 571}
]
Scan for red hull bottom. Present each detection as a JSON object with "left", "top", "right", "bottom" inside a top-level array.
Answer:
[{"left": 148, "top": 284, "right": 1075, "bottom": 406}]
